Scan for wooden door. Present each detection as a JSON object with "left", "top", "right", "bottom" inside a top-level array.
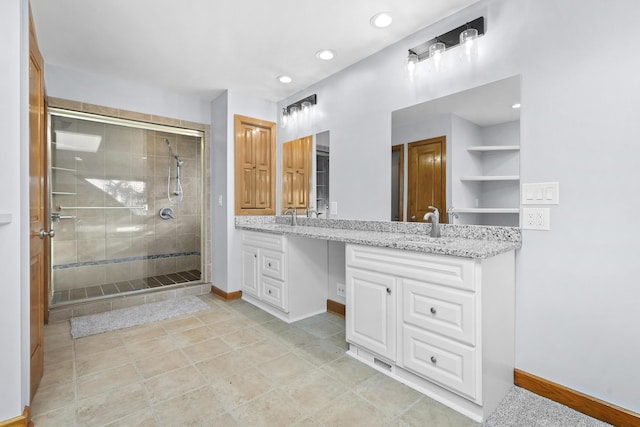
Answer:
[
  {"left": 281, "top": 136, "right": 311, "bottom": 212},
  {"left": 407, "top": 137, "right": 447, "bottom": 223},
  {"left": 234, "top": 115, "right": 276, "bottom": 215},
  {"left": 29, "top": 11, "right": 47, "bottom": 400}
]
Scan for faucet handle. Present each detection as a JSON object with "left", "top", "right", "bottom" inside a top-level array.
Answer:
[{"left": 428, "top": 206, "right": 439, "bottom": 214}]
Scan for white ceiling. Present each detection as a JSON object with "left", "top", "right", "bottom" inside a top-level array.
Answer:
[{"left": 30, "top": 0, "right": 481, "bottom": 102}]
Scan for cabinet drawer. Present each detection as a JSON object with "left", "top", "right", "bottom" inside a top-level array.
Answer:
[
  {"left": 261, "top": 276, "right": 287, "bottom": 311},
  {"left": 403, "top": 278, "right": 476, "bottom": 346},
  {"left": 402, "top": 325, "right": 477, "bottom": 400},
  {"left": 346, "top": 244, "right": 475, "bottom": 291},
  {"left": 261, "top": 250, "right": 285, "bottom": 280},
  {"left": 242, "top": 230, "right": 286, "bottom": 252}
]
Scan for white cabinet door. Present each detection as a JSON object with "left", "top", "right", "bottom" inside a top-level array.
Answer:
[
  {"left": 240, "top": 245, "right": 259, "bottom": 298},
  {"left": 346, "top": 267, "right": 396, "bottom": 361}
]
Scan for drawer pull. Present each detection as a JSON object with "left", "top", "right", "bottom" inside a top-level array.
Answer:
[
  {"left": 430, "top": 356, "right": 437, "bottom": 364},
  {"left": 386, "top": 287, "right": 391, "bottom": 294},
  {"left": 430, "top": 307, "right": 437, "bottom": 315},
  {"left": 268, "top": 262, "right": 272, "bottom": 267},
  {"left": 268, "top": 289, "right": 272, "bottom": 294}
]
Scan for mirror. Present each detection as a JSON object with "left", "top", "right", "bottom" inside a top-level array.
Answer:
[{"left": 391, "top": 76, "right": 521, "bottom": 226}]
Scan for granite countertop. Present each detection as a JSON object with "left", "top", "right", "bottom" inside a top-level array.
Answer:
[{"left": 235, "top": 216, "right": 521, "bottom": 259}]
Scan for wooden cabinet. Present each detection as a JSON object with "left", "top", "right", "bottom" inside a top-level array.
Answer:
[
  {"left": 235, "top": 115, "right": 276, "bottom": 215},
  {"left": 345, "top": 243, "right": 515, "bottom": 422},
  {"left": 282, "top": 136, "right": 312, "bottom": 213},
  {"left": 240, "top": 231, "right": 328, "bottom": 322}
]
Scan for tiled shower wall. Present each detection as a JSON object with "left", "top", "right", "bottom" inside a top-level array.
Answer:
[{"left": 51, "top": 114, "right": 203, "bottom": 292}]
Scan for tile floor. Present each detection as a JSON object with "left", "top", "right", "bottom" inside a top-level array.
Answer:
[
  {"left": 32, "top": 293, "right": 479, "bottom": 427},
  {"left": 52, "top": 270, "right": 202, "bottom": 304}
]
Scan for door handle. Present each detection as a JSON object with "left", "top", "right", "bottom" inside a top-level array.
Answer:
[
  {"left": 39, "top": 229, "right": 55, "bottom": 239},
  {"left": 411, "top": 215, "right": 416, "bottom": 220}
]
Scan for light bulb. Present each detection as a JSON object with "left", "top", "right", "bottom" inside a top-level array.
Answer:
[
  {"left": 290, "top": 105, "right": 299, "bottom": 120},
  {"left": 459, "top": 28, "right": 478, "bottom": 62},
  {"left": 301, "top": 101, "right": 312, "bottom": 115},
  {"left": 429, "top": 41, "right": 446, "bottom": 72},
  {"left": 406, "top": 51, "right": 419, "bottom": 81}
]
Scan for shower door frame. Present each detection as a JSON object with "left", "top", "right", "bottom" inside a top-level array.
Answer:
[{"left": 47, "top": 107, "right": 208, "bottom": 305}]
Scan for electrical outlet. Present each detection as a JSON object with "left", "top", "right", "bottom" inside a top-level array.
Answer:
[
  {"left": 336, "top": 283, "right": 345, "bottom": 297},
  {"left": 522, "top": 207, "right": 550, "bottom": 230}
]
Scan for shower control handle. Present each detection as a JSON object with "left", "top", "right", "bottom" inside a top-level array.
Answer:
[{"left": 39, "top": 229, "right": 55, "bottom": 239}]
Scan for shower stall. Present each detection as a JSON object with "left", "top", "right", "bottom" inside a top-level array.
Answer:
[{"left": 48, "top": 109, "right": 204, "bottom": 305}]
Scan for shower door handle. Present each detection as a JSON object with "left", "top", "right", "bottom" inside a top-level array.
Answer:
[{"left": 39, "top": 229, "right": 55, "bottom": 239}]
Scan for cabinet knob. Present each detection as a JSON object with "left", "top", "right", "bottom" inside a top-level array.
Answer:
[
  {"left": 268, "top": 262, "right": 272, "bottom": 267},
  {"left": 430, "top": 356, "right": 437, "bottom": 364},
  {"left": 268, "top": 289, "right": 272, "bottom": 294},
  {"left": 430, "top": 307, "right": 437, "bottom": 315},
  {"left": 386, "top": 288, "right": 391, "bottom": 294},
  {"left": 254, "top": 254, "right": 257, "bottom": 258}
]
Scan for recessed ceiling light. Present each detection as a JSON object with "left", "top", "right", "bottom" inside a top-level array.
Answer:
[
  {"left": 278, "top": 75, "right": 292, "bottom": 84},
  {"left": 370, "top": 12, "right": 392, "bottom": 29},
  {"left": 511, "top": 103, "right": 521, "bottom": 109},
  {"left": 315, "top": 49, "right": 336, "bottom": 61}
]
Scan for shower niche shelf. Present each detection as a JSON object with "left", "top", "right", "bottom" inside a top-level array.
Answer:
[{"left": 52, "top": 191, "right": 77, "bottom": 196}]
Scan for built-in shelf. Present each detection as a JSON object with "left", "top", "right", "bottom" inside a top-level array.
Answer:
[
  {"left": 467, "top": 145, "right": 520, "bottom": 152},
  {"left": 51, "top": 166, "right": 77, "bottom": 172},
  {"left": 460, "top": 175, "right": 520, "bottom": 182},
  {"left": 0, "top": 212, "right": 12, "bottom": 225},
  {"left": 52, "top": 191, "right": 77, "bottom": 195},
  {"left": 453, "top": 208, "right": 520, "bottom": 214}
]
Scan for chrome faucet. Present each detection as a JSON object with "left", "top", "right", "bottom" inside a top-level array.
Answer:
[
  {"left": 306, "top": 208, "right": 319, "bottom": 218},
  {"left": 283, "top": 207, "right": 298, "bottom": 226},
  {"left": 423, "top": 206, "right": 441, "bottom": 237}
]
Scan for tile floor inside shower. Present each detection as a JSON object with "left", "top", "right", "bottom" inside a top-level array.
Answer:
[{"left": 51, "top": 270, "right": 201, "bottom": 304}]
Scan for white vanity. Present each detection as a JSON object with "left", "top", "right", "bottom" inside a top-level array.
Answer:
[{"left": 236, "top": 217, "right": 519, "bottom": 422}]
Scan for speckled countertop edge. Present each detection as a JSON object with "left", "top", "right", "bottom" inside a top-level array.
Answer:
[{"left": 235, "top": 216, "right": 521, "bottom": 259}]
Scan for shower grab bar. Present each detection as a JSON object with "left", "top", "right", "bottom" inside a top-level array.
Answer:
[{"left": 58, "top": 204, "right": 148, "bottom": 210}]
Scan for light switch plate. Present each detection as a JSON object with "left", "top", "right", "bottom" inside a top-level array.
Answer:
[
  {"left": 522, "top": 182, "right": 559, "bottom": 205},
  {"left": 522, "top": 207, "right": 550, "bottom": 230}
]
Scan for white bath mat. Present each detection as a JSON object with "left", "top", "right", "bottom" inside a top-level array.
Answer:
[{"left": 70, "top": 295, "right": 209, "bottom": 339}]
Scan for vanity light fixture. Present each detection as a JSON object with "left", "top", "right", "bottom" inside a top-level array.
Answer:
[
  {"left": 280, "top": 94, "right": 317, "bottom": 129},
  {"left": 370, "top": 12, "right": 392, "bottom": 29},
  {"left": 316, "top": 49, "right": 335, "bottom": 60},
  {"left": 406, "top": 16, "right": 485, "bottom": 78}
]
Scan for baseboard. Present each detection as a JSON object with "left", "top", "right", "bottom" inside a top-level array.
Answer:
[
  {"left": 210, "top": 285, "right": 242, "bottom": 300},
  {"left": 514, "top": 369, "right": 640, "bottom": 427},
  {"left": 327, "top": 299, "right": 345, "bottom": 317},
  {"left": 0, "top": 407, "right": 32, "bottom": 427}
]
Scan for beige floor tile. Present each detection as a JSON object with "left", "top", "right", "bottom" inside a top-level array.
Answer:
[
  {"left": 398, "top": 396, "right": 479, "bottom": 427},
  {"left": 31, "top": 404, "right": 76, "bottom": 427},
  {"left": 143, "top": 365, "right": 206, "bottom": 404},
  {"left": 294, "top": 315, "right": 345, "bottom": 338},
  {"left": 320, "top": 355, "right": 377, "bottom": 388},
  {"left": 120, "top": 324, "right": 167, "bottom": 345},
  {"left": 104, "top": 409, "right": 158, "bottom": 427},
  {"left": 206, "top": 317, "right": 258, "bottom": 336},
  {"left": 230, "top": 388, "right": 305, "bottom": 427},
  {"left": 293, "top": 417, "right": 325, "bottom": 427},
  {"left": 326, "top": 330, "right": 349, "bottom": 350},
  {"left": 77, "top": 382, "right": 149, "bottom": 427},
  {"left": 294, "top": 338, "right": 345, "bottom": 366},
  {"left": 211, "top": 367, "right": 274, "bottom": 411},
  {"left": 135, "top": 348, "right": 190, "bottom": 379},
  {"left": 44, "top": 320, "right": 71, "bottom": 336},
  {"left": 43, "top": 343, "right": 74, "bottom": 365},
  {"left": 126, "top": 335, "right": 178, "bottom": 360},
  {"left": 39, "top": 360, "right": 74, "bottom": 389},
  {"left": 256, "top": 352, "right": 316, "bottom": 385},
  {"left": 256, "top": 318, "right": 294, "bottom": 335},
  {"left": 196, "top": 308, "right": 239, "bottom": 324},
  {"left": 196, "top": 350, "right": 250, "bottom": 384},
  {"left": 77, "top": 363, "right": 139, "bottom": 400},
  {"left": 314, "top": 390, "right": 388, "bottom": 427},
  {"left": 76, "top": 346, "right": 132, "bottom": 377},
  {"left": 152, "top": 386, "right": 225, "bottom": 426},
  {"left": 239, "top": 337, "right": 290, "bottom": 365},
  {"left": 355, "top": 373, "right": 423, "bottom": 417},
  {"left": 221, "top": 326, "right": 268, "bottom": 349},
  {"left": 276, "top": 327, "right": 318, "bottom": 348},
  {"left": 211, "top": 412, "right": 241, "bottom": 426},
  {"left": 181, "top": 337, "right": 232, "bottom": 363},
  {"left": 159, "top": 315, "right": 204, "bottom": 334},
  {"left": 170, "top": 325, "right": 216, "bottom": 348},
  {"left": 75, "top": 331, "right": 124, "bottom": 356},
  {"left": 30, "top": 381, "right": 75, "bottom": 416},
  {"left": 44, "top": 330, "right": 73, "bottom": 352},
  {"left": 283, "top": 369, "right": 348, "bottom": 414}
]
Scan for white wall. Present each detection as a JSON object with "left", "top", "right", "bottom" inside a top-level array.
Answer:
[
  {"left": 0, "top": 0, "right": 30, "bottom": 420},
  {"left": 277, "top": 0, "right": 640, "bottom": 413},
  {"left": 211, "top": 92, "right": 229, "bottom": 290},
  {"left": 45, "top": 64, "right": 211, "bottom": 124}
]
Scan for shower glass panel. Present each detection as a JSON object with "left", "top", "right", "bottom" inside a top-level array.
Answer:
[{"left": 48, "top": 110, "right": 203, "bottom": 305}]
